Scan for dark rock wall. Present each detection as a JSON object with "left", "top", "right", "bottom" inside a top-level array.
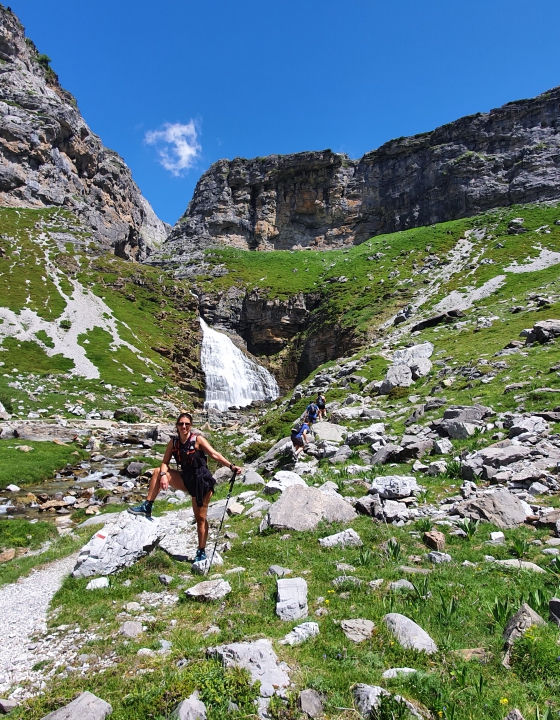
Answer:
[
  {"left": 0, "top": 8, "right": 168, "bottom": 259},
  {"left": 165, "top": 86, "right": 560, "bottom": 253}
]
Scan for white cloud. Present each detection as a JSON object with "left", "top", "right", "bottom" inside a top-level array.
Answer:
[{"left": 144, "top": 121, "right": 201, "bottom": 176}]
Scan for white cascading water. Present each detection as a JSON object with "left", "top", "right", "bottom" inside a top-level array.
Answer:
[{"left": 200, "top": 318, "right": 279, "bottom": 411}]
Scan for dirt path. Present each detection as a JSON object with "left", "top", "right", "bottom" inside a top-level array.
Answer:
[{"left": 0, "top": 553, "right": 77, "bottom": 698}]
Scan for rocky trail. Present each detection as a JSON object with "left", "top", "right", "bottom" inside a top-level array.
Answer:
[{"left": 0, "top": 554, "right": 77, "bottom": 699}]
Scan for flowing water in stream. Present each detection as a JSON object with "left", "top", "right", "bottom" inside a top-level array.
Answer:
[{"left": 200, "top": 318, "right": 279, "bottom": 411}]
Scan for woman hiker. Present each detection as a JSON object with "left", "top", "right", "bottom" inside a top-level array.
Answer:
[{"left": 129, "top": 412, "right": 242, "bottom": 562}]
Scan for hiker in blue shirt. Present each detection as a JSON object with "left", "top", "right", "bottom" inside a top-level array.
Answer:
[
  {"left": 305, "top": 400, "right": 319, "bottom": 426},
  {"left": 291, "top": 420, "right": 310, "bottom": 460}
]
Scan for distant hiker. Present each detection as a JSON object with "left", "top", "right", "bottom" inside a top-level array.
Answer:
[
  {"left": 316, "top": 393, "right": 326, "bottom": 421},
  {"left": 305, "top": 400, "right": 319, "bottom": 426},
  {"left": 129, "top": 412, "right": 241, "bottom": 563},
  {"left": 291, "top": 420, "right": 310, "bottom": 460}
]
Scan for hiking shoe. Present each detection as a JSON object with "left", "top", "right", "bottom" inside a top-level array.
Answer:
[
  {"left": 194, "top": 548, "right": 207, "bottom": 562},
  {"left": 128, "top": 500, "right": 152, "bottom": 518}
]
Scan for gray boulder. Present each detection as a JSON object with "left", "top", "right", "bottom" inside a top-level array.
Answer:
[
  {"left": 369, "top": 475, "right": 419, "bottom": 499},
  {"left": 341, "top": 618, "right": 375, "bottom": 642},
  {"left": 383, "top": 613, "right": 438, "bottom": 654},
  {"left": 298, "top": 689, "right": 324, "bottom": 718},
  {"left": 393, "top": 342, "right": 434, "bottom": 366},
  {"left": 279, "top": 622, "right": 319, "bottom": 646},
  {"left": 455, "top": 488, "right": 528, "bottom": 529},
  {"left": 114, "top": 406, "right": 144, "bottom": 422},
  {"left": 319, "top": 528, "right": 362, "bottom": 548},
  {"left": 503, "top": 602, "right": 546, "bottom": 667},
  {"left": 503, "top": 711, "right": 525, "bottom": 720},
  {"left": 72, "top": 512, "right": 161, "bottom": 578},
  {"left": 276, "top": 577, "right": 308, "bottom": 621},
  {"left": 525, "top": 319, "right": 560, "bottom": 344},
  {"left": 312, "top": 422, "right": 347, "bottom": 443},
  {"left": 507, "top": 415, "right": 549, "bottom": 437},
  {"left": 329, "top": 444, "right": 353, "bottom": 464},
  {"left": 264, "top": 471, "right": 306, "bottom": 496},
  {"left": 379, "top": 364, "right": 413, "bottom": 395},
  {"left": 243, "top": 469, "right": 265, "bottom": 486},
  {"left": 347, "top": 424, "right": 385, "bottom": 446},
  {"left": 260, "top": 484, "right": 357, "bottom": 532},
  {"left": 170, "top": 692, "right": 206, "bottom": 720},
  {"left": 185, "top": 579, "right": 232, "bottom": 601},
  {"left": 209, "top": 639, "right": 290, "bottom": 691},
  {"left": 353, "top": 685, "right": 389, "bottom": 715},
  {"left": 41, "top": 692, "right": 112, "bottom": 719}
]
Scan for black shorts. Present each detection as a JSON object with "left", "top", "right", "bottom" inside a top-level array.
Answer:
[
  {"left": 181, "top": 472, "right": 214, "bottom": 501},
  {"left": 317, "top": 404, "right": 325, "bottom": 410},
  {"left": 292, "top": 436, "right": 304, "bottom": 447}
]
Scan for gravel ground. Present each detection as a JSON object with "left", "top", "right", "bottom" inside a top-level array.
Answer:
[{"left": 0, "top": 553, "right": 77, "bottom": 697}]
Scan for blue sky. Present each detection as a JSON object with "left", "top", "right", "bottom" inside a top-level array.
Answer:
[{"left": 13, "top": 0, "right": 560, "bottom": 225}]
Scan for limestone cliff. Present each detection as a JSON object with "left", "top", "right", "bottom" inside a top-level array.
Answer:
[
  {"left": 0, "top": 7, "right": 168, "bottom": 259},
  {"left": 163, "top": 85, "right": 560, "bottom": 255}
]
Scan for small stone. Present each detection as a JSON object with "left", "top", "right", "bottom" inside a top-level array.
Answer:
[
  {"left": 542, "top": 548, "right": 559, "bottom": 556},
  {"left": 341, "top": 618, "right": 375, "bottom": 642},
  {"left": 39, "top": 691, "right": 111, "bottom": 719},
  {"left": 390, "top": 579, "right": 415, "bottom": 592},
  {"left": 267, "top": 565, "right": 292, "bottom": 577},
  {"left": 276, "top": 577, "right": 308, "bottom": 621},
  {"left": 0, "top": 698, "right": 18, "bottom": 713},
  {"left": 279, "top": 622, "right": 319, "bottom": 646},
  {"left": 5, "top": 484, "right": 20, "bottom": 492},
  {"left": 0, "top": 549, "right": 16, "bottom": 563},
  {"left": 423, "top": 530, "right": 445, "bottom": 552},
  {"left": 490, "top": 532, "right": 505, "bottom": 543},
  {"left": 86, "top": 577, "right": 109, "bottom": 591},
  {"left": 381, "top": 667, "right": 417, "bottom": 679},
  {"left": 185, "top": 579, "right": 231, "bottom": 601},
  {"left": 159, "top": 574, "right": 174, "bottom": 586},
  {"left": 318, "top": 528, "right": 362, "bottom": 548},
  {"left": 427, "top": 551, "right": 452, "bottom": 564},
  {"left": 137, "top": 648, "right": 155, "bottom": 656},
  {"left": 503, "top": 710, "right": 525, "bottom": 720},
  {"left": 120, "top": 621, "right": 143, "bottom": 638},
  {"left": 383, "top": 613, "right": 438, "bottom": 654},
  {"left": 298, "top": 689, "right": 324, "bottom": 718},
  {"left": 528, "top": 481, "right": 548, "bottom": 496},
  {"left": 170, "top": 691, "right": 207, "bottom": 720},
  {"left": 227, "top": 502, "right": 244, "bottom": 516}
]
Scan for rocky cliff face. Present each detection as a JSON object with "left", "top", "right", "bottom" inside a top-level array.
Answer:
[
  {"left": 163, "top": 86, "right": 560, "bottom": 254},
  {"left": 0, "top": 7, "right": 168, "bottom": 260}
]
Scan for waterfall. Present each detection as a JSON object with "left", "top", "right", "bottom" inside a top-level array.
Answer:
[{"left": 200, "top": 318, "right": 279, "bottom": 411}]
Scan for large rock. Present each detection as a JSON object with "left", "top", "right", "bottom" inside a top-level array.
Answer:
[
  {"left": 276, "top": 577, "right": 308, "bottom": 621},
  {"left": 346, "top": 423, "right": 385, "bottom": 446},
  {"left": 185, "top": 579, "right": 232, "bottom": 601},
  {"left": 298, "top": 689, "right": 324, "bottom": 718},
  {"left": 328, "top": 444, "right": 353, "bottom": 464},
  {"left": 383, "top": 613, "right": 438, "bottom": 654},
  {"left": 72, "top": 513, "right": 161, "bottom": 578},
  {"left": 260, "top": 484, "right": 357, "bottom": 532},
  {"left": 454, "top": 489, "right": 528, "bottom": 529},
  {"left": 507, "top": 415, "right": 549, "bottom": 437},
  {"left": 503, "top": 603, "right": 546, "bottom": 666},
  {"left": 312, "top": 422, "right": 347, "bottom": 443},
  {"left": 242, "top": 469, "right": 265, "bottom": 486},
  {"left": 264, "top": 471, "right": 306, "bottom": 496},
  {"left": 254, "top": 437, "right": 292, "bottom": 470},
  {"left": 170, "top": 692, "right": 206, "bottom": 720},
  {"left": 379, "top": 365, "right": 413, "bottom": 395},
  {"left": 41, "top": 692, "right": 112, "bottom": 720},
  {"left": 208, "top": 639, "right": 290, "bottom": 691},
  {"left": 319, "top": 528, "right": 362, "bottom": 548},
  {"left": 369, "top": 475, "right": 419, "bottom": 499},
  {"left": 393, "top": 342, "right": 434, "bottom": 366},
  {"left": 352, "top": 685, "right": 390, "bottom": 715},
  {"left": 525, "top": 319, "right": 560, "bottom": 344}
]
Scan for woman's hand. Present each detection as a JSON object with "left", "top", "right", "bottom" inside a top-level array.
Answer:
[{"left": 159, "top": 470, "right": 169, "bottom": 490}]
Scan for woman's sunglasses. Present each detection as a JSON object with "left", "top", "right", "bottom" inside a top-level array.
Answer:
[{"left": 177, "top": 421, "right": 191, "bottom": 426}]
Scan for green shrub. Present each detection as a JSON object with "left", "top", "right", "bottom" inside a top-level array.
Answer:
[
  {"left": 243, "top": 440, "right": 273, "bottom": 463},
  {"left": 59, "top": 319, "right": 71, "bottom": 330},
  {"left": 37, "top": 53, "right": 51, "bottom": 69},
  {"left": 387, "top": 386, "right": 410, "bottom": 400},
  {"left": 511, "top": 626, "right": 560, "bottom": 682},
  {"left": 117, "top": 412, "right": 141, "bottom": 423}
]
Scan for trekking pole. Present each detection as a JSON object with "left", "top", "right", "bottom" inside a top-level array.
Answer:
[{"left": 205, "top": 468, "right": 238, "bottom": 576}]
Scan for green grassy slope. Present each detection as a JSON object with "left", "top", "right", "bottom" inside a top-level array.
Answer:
[{"left": 0, "top": 208, "right": 203, "bottom": 420}]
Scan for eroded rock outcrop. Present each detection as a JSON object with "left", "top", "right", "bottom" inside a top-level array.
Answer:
[
  {"left": 0, "top": 8, "right": 168, "bottom": 258},
  {"left": 161, "top": 86, "right": 560, "bottom": 256}
]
